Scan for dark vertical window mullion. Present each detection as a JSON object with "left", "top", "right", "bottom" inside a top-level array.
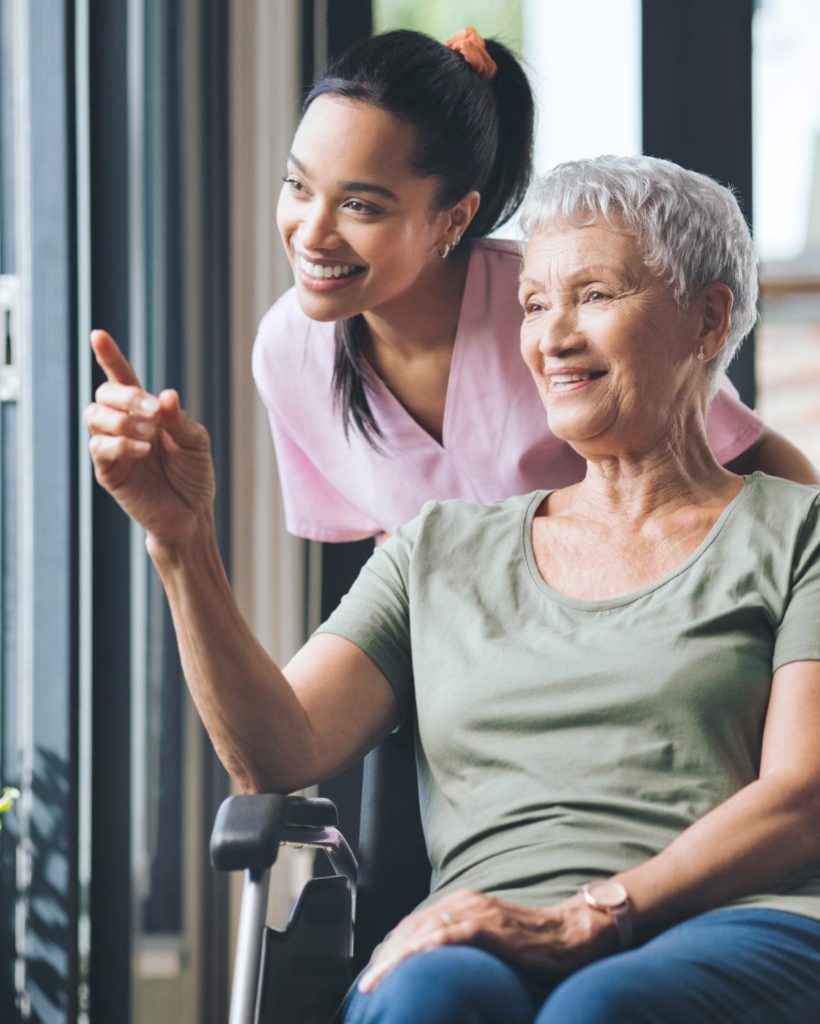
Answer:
[
  {"left": 197, "top": 2, "right": 231, "bottom": 1019},
  {"left": 139, "top": 0, "right": 184, "bottom": 943},
  {"left": 87, "top": 0, "right": 132, "bottom": 1016},
  {"left": 642, "top": 0, "right": 755, "bottom": 405}
]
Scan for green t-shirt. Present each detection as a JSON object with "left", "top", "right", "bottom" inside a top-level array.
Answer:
[{"left": 317, "top": 472, "right": 820, "bottom": 920}]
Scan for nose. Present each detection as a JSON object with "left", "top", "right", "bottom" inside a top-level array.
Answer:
[
  {"left": 296, "top": 198, "right": 339, "bottom": 252},
  {"left": 537, "top": 303, "right": 585, "bottom": 358}
]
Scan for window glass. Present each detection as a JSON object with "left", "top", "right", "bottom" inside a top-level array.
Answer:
[
  {"left": 373, "top": 0, "right": 641, "bottom": 238},
  {"left": 373, "top": 0, "right": 523, "bottom": 48},
  {"left": 753, "top": 0, "right": 820, "bottom": 467},
  {"left": 0, "top": 1, "right": 18, "bottom": 1012}
]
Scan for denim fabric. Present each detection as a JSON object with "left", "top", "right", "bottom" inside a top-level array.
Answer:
[{"left": 343, "top": 909, "right": 820, "bottom": 1024}]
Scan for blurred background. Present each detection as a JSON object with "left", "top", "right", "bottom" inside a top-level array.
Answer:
[{"left": 0, "top": 0, "right": 817, "bottom": 1020}]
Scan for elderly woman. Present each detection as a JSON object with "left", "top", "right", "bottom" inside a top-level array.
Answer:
[{"left": 86, "top": 156, "right": 820, "bottom": 1023}]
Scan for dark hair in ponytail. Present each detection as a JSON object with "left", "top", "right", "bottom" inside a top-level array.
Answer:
[{"left": 303, "top": 29, "right": 535, "bottom": 448}]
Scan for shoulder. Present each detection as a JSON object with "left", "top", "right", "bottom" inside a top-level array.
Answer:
[
  {"left": 380, "top": 491, "right": 540, "bottom": 584},
  {"left": 742, "top": 472, "right": 820, "bottom": 545},
  {"left": 255, "top": 285, "right": 315, "bottom": 343},
  {"left": 469, "top": 236, "right": 523, "bottom": 279},
  {"left": 398, "top": 491, "right": 542, "bottom": 560},
  {"left": 251, "top": 286, "right": 335, "bottom": 406},
  {"left": 460, "top": 237, "right": 525, "bottom": 335},
  {"left": 471, "top": 236, "right": 523, "bottom": 258},
  {"left": 746, "top": 471, "right": 820, "bottom": 509}
]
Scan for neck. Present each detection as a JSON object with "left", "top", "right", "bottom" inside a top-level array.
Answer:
[
  {"left": 564, "top": 412, "right": 741, "bottom": 521},
  {"left": 361, "top": 247, "right": 470, "bottom": 359}
]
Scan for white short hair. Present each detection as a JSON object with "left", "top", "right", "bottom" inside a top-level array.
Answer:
[{"left": 519, "top": 155, "right": 759, "bottom": 384}]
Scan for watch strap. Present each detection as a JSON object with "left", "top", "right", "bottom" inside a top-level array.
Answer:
[{"left": 580, "top": 881, "right": 634, "bottom": 951}]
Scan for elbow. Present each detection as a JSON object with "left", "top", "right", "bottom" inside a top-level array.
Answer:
[
  {"left": 227, "top": 755, "right": 319, "bottom": 797},
  {"left": 214, "top": 713, "right": 324, "bottom": 795},
  {"left": 766, "top": 772, "right": 820, "bottom": 855},
  {"left": 219, "top": 750, "right": 291, "bottom": 797}
]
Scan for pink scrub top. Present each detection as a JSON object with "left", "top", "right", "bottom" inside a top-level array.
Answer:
[{"left": 252, "top": 238, "right": 764, "bottom": 542}]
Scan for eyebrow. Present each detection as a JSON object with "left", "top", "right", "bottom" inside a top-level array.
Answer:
[
  {"left": 518, "top": 264, "right": 627, "bottom": 287},
  {"left": 288, "top": 152, "right": 400, "bottom": 202}
]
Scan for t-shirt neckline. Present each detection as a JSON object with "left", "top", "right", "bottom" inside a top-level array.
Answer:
[{"left": 521, "top": 473, "right": 757, "bottom": 610}]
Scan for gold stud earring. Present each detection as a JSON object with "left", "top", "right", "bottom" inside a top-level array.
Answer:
[{"left": 697, "top": 345, "right": 705, "bottom": 362}]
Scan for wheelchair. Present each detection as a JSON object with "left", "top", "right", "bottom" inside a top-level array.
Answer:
[{"left": 210, "top": 724, "right": 429, "bottom": 1024}]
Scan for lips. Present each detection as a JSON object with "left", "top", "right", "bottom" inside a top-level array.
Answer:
[
  {"left": 298, "top": 255, "right": 366, "bottom": 280},
  {"left": 551, "top": 371, "right": 601, "bottom": 383},
  {"left": 546, "top": 369, "right": 607, "bottom": 392}
]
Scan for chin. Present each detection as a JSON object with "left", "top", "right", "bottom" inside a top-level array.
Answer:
[
  {"left": 546, "top": 410, "right": 590, "bottom": 441},
  {"left": 295, "top": 295, "right": 341, "bottom": 323},
  {"left": 294, "top": 287, "right": 358, "bottom": 324}
]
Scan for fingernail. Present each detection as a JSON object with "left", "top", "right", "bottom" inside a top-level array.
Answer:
[{"left": 140, "top": 397, "right": 158, "bottom": 414}]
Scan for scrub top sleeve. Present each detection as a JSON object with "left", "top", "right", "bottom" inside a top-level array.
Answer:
[
  {"left": 774, "top": 494, "right": 820, "bottom": 669},
  {"left": 263, "top": 405, "right": 382, "bottom": 542},
  {"left": 251, "top": 295, "right": 381, "bottom": 542},
  {"left": 315, "top": 521, "right": 417, "bottom": 723},
  {"left": 706, "top": 377, "right": 765, "bottom": 465}
]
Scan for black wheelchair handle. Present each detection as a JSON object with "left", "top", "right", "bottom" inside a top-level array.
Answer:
[{"left": 210, "top": 793, "right": 342, "bottom": 873}]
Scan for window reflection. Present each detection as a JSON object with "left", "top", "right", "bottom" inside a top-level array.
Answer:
[{"left": 754, "top": 0, "right": 820, "bottom": 468}]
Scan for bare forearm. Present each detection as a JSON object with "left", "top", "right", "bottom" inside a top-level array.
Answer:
[
  {"left": 617, "top": 772, "right": 820, "bottom": 939},
  {"left": 726, "top": 426, "right": 819, "bottom": 483},
  {"left": 147, "top": 515, "right": 318, "bottom": 793}
]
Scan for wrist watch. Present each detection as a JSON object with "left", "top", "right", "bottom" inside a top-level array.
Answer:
[{"left": 580, "top": 879, "right": 634, "bottom": 951}]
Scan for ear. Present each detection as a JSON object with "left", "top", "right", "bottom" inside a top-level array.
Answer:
[
  {"left": 696, "top": 282, "right": 733, "bottom": 363},
  {"left": 442, "top": 190, "right": 482, "bottom": 242}
]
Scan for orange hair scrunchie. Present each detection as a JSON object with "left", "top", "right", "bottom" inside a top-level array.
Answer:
[{"left": 444, "top": 27, "right": 498, "bottom": 82}]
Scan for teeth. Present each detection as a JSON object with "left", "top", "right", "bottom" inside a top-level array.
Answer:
[
  {"left": 299, "top": 256, "right": 361, "bottom": 280},
  {"left": 552, "top": 373, "right": 594, "bottom": 383}
]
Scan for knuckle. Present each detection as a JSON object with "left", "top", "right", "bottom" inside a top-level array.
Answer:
[{"left": 453, "top": 887, "right": 475, "bottom": 901}]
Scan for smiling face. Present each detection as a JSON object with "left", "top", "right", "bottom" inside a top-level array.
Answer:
[
  {"left": 519, "top": 220, "right": 704, "bottom": 457},
  {"left": 277, "top": 95, "right": 456, "bottom": 323}
]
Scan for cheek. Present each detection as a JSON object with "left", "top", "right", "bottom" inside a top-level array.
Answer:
[
  {"left": 368, "top": 226, "right": 435, "bottom": 281},
  {"left": 276, "top": 190, "right": 294, "bottom": 242},
  {"left": 520, "top": 324, "right": 541, "bottom": 371}
]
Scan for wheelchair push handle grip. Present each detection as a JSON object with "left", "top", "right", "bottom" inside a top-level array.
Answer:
[{"left": 210, "top": 793, "right": 342, "bottom": 873}]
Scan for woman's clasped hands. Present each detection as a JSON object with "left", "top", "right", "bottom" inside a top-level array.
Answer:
[
  {"left": 84, "top": 330, "right": 216, "bottom": 548},
  {"left": 357, "top": 887, "right": 617, "bottom": 995}
]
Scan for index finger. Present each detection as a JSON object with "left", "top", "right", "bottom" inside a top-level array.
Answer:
[{"left": 90, "top": 329, "right": 142, "bottom": 388}]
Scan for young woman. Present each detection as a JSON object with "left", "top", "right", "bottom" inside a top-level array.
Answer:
[{"left": 253, "top": 27, "right": 817, "bottom": 544}]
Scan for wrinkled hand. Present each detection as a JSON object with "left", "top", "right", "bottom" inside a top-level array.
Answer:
[
  {"left": 84, "top": 330, "right": 216, "bottom": 546},
  {"left": 357, "top": 888, "right": 616, "bottom": 994}
]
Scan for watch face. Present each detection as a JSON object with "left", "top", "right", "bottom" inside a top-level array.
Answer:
[{"left": 585, "top": 880, "right": 629, "bottom": 908}]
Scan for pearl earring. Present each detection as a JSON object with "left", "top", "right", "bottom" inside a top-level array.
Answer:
[
  {"left": 438, "top": 242, "right": 452, "bottom": 259},
  {"left": 697, "top": 345, "right": 705, "bottom": 362}
]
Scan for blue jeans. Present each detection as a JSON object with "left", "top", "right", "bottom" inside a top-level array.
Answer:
[{"left": 343, "top": 909, "right": 820, "bottom": 1023}]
